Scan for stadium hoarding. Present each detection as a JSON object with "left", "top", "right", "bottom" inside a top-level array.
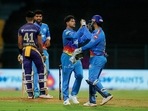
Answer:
[{"left": 0, "top": 69, "right": 148, "bottom": 90}]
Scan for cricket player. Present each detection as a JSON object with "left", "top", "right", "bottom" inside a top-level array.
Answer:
[
  {"left": 70, "top": 15, "right": 113, "bottom": 106},
  {"left": 17, "top": 11, "right": 48, "bottom": 98},
  {"left": 61, "top": 15, "right": 88, "bottom": 105},
  {"left": 32, "top": 9, "right": 53, "bottom": 98}
]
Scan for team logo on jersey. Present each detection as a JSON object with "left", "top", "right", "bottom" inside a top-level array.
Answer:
[{"left": 21, "top": 29, "right": 24, "bottom": 33}]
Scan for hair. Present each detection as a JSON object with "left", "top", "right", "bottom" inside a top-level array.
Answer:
[
  {"left": 34, "top": 9, "right": 43, "bottom": 15},
  {"left": 25, "top": 10, "right": 35, "bottom": 18},
  {"left": 64, "top": 15, "right": 75, "bottom": 23}
]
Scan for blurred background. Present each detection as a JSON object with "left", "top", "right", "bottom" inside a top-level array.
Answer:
[
  {"left": 0, "top": 0, "right": 148, "bottom": 69},
  {"left": 0, "top": 0, "right": 148, "bottom": 90}
]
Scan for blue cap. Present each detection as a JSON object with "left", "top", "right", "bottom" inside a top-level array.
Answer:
[{"left": 91, "top": 15, "right": 103, "bottom": 23}]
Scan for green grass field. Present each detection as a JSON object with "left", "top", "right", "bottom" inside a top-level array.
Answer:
[{"left": 0, "top": 90, "right": 148, "bottom": 111}]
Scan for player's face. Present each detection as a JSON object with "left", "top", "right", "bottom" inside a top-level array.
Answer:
[
  {"left": 67, "top": 19, "right": 76, "bottom": 28},
  {"left": 34, "top": 14, "right": 43, "bottom": 23}
]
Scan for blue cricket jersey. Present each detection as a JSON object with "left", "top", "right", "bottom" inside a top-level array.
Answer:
[
  {"left": 34, "top": 22, "right": 51, "bottom": 45},
  {"left": 62, "top": 27, "right": 86, "bottom": 56},
  {"left": 81, "top": 28, "right": 106, "bottom": 56}
]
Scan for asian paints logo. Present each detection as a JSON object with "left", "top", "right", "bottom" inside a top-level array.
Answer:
[
  {"left": 0, "top": 71, "right": 21, "bottom": 82},
  {"left": 0, "top": 76, "right": 22, "bottom": 82},
  {"left": 100, "top": 72, "right": 144, "bottom": 84}
]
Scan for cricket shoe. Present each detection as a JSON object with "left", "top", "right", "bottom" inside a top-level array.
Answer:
[
  {"left": 83, "top": 101, "right": 97, "bottom": 107},
  {"left": 63, "top": 99, "right": 71, "bottom": 105},
  {"left": 39, "top": 94, "right": 53, "bottom": 99},
  {"left": 69, "top": 95, "right": 79, "bottom": 104},
  {"left": 34, "top": 92, "right": 40, "bottom": 98},
  {"left": 100, "top": 95, "right": 113, "bottom": 105},
  {"left": 28, "top": 96, "right": 33, "bottom": 99}
]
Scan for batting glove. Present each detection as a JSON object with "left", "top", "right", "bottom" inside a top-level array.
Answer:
[
  {"left": 80, "top": 19, "right": 86, "bottom": 26},
  {"left": 17, "top": 54, "right": 23, "bottom": 64}
]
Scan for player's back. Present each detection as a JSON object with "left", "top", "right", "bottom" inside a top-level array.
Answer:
[{"left": 18, "top": 23, "right": 40, "bottom": 48}]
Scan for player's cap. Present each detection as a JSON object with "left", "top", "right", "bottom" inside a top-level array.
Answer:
[
  {"left": 91, "top": 15, "right": 103, "bottom": 23},
  {"left": 26, "top": 11, "right": 35, "bottom": 18}
]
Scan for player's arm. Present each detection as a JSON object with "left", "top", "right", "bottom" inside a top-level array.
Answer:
[
  {"left": 78, "top": 28, "right": 92, "bottom": 44},
  {"left": 64, "top": 26, "right": 86, "bottom": 39},
  {"left": 81, "top": 34, "right": 101, "bottom": 51},
  {"left": 44, "top": 25, "right": 51, "bottom": 47},
  {"left": 18, "top": 32, "right": 23, "bottom": 54},
  {"left": 17, "top": 32, "right": 23, "bottom": 63},
  {"left": 37, "top": 34, "right": 43, "bottom": 54}
]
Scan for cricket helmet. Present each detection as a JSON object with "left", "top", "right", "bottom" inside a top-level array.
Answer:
[{"left": 91, "top": 15, "right": 103, "bottom": 24}]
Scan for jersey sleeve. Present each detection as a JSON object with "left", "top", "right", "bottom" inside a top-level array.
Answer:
[
  {"left": 46, "top": 25, "right": 51, "bottom": 40},
  {"left": 78, "top": 27, "right": 92, "bottom": 43},
  {"left": 64, "top": 26, "right": 86, "bottom": 39},
  {"left": 81, "top": 32, "right": 101, "bottom": 51},
  {"left": 18, "top": 28, "right": 22, "bottom": 36}
]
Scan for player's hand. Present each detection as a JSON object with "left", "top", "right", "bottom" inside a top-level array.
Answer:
[
  {"left": 17, "top": 54, "right": 23, "bottom": 64},
  {"left": 80, "top": 19, "right": 86, "bottom": 27},
  {"left": 44, "top": 39, "right": 50, "bottom": 48}
]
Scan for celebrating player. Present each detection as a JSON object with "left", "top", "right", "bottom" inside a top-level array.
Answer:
[
  {"left": 70, "top": 15, "right": 113, "bottom": 106},
  {"left": 61, "top": 15, "right": 88, "bottom": 105},
  {"left": 17, "top": 11, "right": 48, "bottom": 98},
  {"left": 32, "top": 9, "right": 53, "bottom": 98}
]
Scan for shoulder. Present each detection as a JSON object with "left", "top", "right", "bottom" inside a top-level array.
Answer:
[
  {"left": 42, "top": 23, "right": 49, "bottom": 27},
  {"left": 18, "top": 24, "right": 26, "bottom": 31},
  {"left": 63, "top": 29, "right": 72, "bottom": 34}
]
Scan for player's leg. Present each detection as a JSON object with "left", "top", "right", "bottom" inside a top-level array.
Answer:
[
  {"left": 32, "top": 62, "right": 39, "bottom": 98},
  {"left": 69, "top": 60, "right": 83, "bottom": 104},
  {"left": 23, "top": 57, "right": 34, "bottom": 98},
  {"left": 90, "top": 56, "right": 113, "bottom": 105},
  {"left": 61, "top": 53, "right": 73, "bottom": 105},
  {"left": 43, "top": 50, "right": 50, "bottom": 73},
  {"left": 83, "top": 85, "right": 97, "bottom": 107},
  {"left": 32, "top": 50, "right": 47, "bottom": 96},
  {"left": 43, "top": 50, "right": 54, "bottom": 90}
]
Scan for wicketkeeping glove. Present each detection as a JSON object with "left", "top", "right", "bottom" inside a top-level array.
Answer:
[{"left": 69, "top": 48, "right": 82, "bottom": 64}]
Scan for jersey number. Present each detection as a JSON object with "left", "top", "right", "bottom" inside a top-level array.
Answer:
[{"left": 24, "top": 33, "right": 34, "bottom": 42}]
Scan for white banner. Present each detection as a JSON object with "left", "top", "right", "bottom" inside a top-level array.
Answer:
[{"left": 0, "top": 69, "right": 148, "bottom": 90}]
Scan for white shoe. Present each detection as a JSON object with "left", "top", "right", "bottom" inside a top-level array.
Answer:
[
  {"left": 39, "top": 94, "right": 53, "bottom": 99},
  {"left": 63, "top": 99, "right": 71, "bottom": 105},
  {"left": 69, "top": 95, "right": 79, "bottom": 104},
  {"left": 83, "top": 101, "right": 97, "bottom": 107},
  {"left": 28, "top": 96, "right": 33, "bottom": 99},
  {"left": 100, "top": 95, "right": 113, "bottom": 105}
]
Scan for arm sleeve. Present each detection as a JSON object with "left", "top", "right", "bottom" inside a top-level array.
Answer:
[
  {"left": 81, "top": 34, "right": 101, "bottom": 51},
  {"left": 64, "top": 26, "right": 86, "bottom": 39},
  {"left": 78, "top": 27, "right": 92, "bottom": 43}
]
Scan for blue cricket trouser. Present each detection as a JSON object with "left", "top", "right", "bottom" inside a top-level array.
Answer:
[
  {"left": 88, "top": 55, "right": 110, "bottom": 103},
  {"left": 32, "top": 49, "right": 50, "bottom": 93},
  {"left": 61, "top": 53, "right": 83, "bottom": 101}
]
